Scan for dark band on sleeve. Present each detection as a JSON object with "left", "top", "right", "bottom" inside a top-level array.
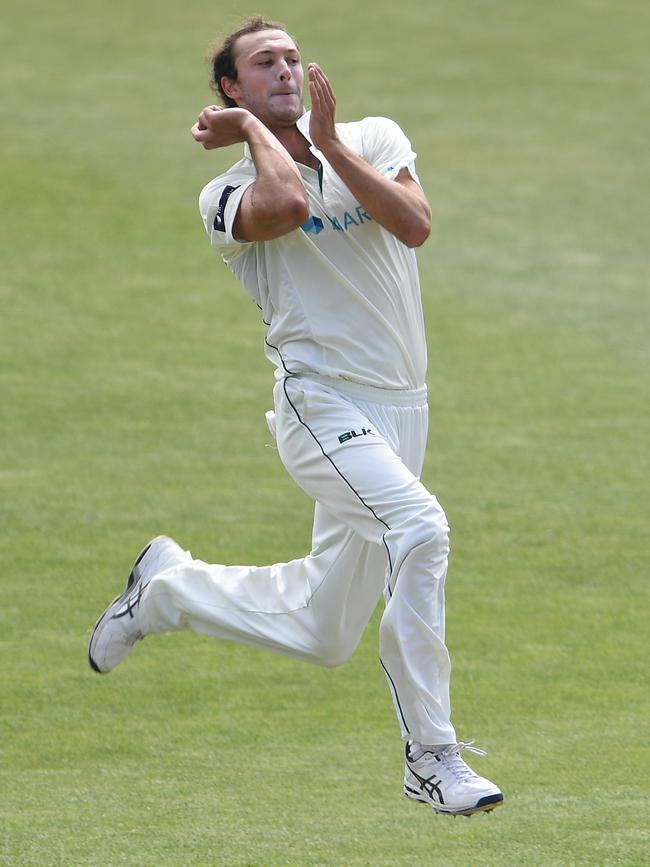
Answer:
[{"left": 213, "top": 185, "right": 241, "bottom": 232}]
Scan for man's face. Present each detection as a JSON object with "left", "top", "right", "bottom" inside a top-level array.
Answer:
[{"left": 223, "top": 30, "right": 305, "bottom": 129}]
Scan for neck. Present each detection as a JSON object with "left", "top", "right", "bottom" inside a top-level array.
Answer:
[{"left": 273, "top": 122, "right": 320, "bottom": 170}]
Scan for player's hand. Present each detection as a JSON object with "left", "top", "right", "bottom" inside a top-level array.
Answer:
[
  {"left": 308, "top": 63, "right": 338, "bottom": 152},
  {"left": 191, "top": 105, "right": 253, "bottom": 150}
]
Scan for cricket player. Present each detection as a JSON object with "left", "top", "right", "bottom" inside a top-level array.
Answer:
[{"left": 88, "top": 17, "right": 503, "bottom": 817}]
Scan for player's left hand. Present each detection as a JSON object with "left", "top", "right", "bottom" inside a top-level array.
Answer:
[{"left": 308, "top": 63, "right": 338, "bottom": 151}]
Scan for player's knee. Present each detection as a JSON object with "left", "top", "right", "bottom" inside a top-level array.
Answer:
[
  {"left": 309, "top": 635, "right": 356, "bottom": 668},
  {"left": 400, "top": 503, "right": 450, "bottom": 557},
  {"left": 424, "top": 507, "right": 450, "bottom": 554}
]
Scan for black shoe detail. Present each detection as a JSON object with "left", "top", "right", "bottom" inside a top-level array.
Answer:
[
  {"left": 126, "top": 542, "right": 152, "bottom": 588},
  {"left": 404, "top": 741, "right": 418, "bottom": 763},
  {"left": 88, "top": 542, "right": 153, "bottom": 672},
  {"left": 452, "top": 793, "right": 504, "bottom": 817},
  {"left": 474, "top": 793, "right": 504, "bottom": 809},
  {"left": 111, "top": 580, "right": 147, "bottom": 620},
  {"left": 414, "top": 773, "right": 444, "bottom": 805},
  {"left": 405, "top": 743, "right": 445, "bottom": 805}
]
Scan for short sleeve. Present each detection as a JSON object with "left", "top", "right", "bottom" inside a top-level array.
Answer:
[
  {"left": 360, "top": 116, "right": 421, "bottom": 185},
  {"left": 198, "top": 173, "right": 256, "bottom": 257}
]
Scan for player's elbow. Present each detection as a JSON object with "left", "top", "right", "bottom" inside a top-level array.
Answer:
[
  {"left": 403, "top": 211, "right": 431, "bottom": 248},
  {"left": 239, "top": 192, "right": 310, "bottom": 241},
  {"left": 283, "top": 193, "right": 310, "bottom": 229},
  {"left": 262, "top": 192, "right": 309, "bottom": 237}
]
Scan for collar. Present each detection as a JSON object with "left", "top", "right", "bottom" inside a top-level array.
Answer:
[
  {"left": 243, "top": 110, "right": 314, "bottom": 161},
  {"left": 296, "top": 110, "right": 313, "bottom": 143}
]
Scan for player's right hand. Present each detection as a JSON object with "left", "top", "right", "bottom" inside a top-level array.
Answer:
[{"left": 191, "top": 106, "right": 253, "bottom": 150}]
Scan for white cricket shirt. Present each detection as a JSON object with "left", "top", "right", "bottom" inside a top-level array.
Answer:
[{"left": 199, "top": 112, "right": 428, "bottom": 390}]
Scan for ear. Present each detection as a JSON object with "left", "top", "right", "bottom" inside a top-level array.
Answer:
[{"left": 221, "top": 76, "right": 240, "bottom": 101}]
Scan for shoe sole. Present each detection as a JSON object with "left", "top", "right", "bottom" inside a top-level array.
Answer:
[
  {"left": 87, "top": 538, "right": 157, "bottom": 673},
  {"left": 404, "top": 785, "right": 504, "bottom": 817}
]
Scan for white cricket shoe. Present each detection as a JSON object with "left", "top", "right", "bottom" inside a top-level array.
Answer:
[
  {"left": 404, "top": 741, "right": 504, "bottom": 816},
  {"left": 88, "top": 535, "right": 186, "bottom": 674}
]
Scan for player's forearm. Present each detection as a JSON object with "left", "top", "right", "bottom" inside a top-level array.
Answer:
[
  {"left": 243, "top": 117, "right": 309, "bottom": 225},
  {"left": 320, "top": 140, "right": 431, "bottom": 247}
]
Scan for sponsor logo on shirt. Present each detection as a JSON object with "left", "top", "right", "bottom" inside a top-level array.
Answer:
[
  {"left": 301, "top": 206, "right": 373, "bottom": 235},
  {"left": 301, "top": 216, "right": 324, "bottom": 234}
]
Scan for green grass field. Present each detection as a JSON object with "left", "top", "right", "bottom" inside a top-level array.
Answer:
[{"left": 1, "top": 1, "right": 649, "bottom": 864}]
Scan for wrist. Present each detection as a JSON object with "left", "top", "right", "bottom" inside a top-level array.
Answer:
[
  {"left": 317, "top": 135, "right": 348, "bottom": 165},
  {"left": 239, "top": 112, "right": 272, "bottom": 143}
]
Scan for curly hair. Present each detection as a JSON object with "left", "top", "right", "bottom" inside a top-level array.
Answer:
[{"left": 209, "top": 17, "right": 298, "bottom": 107}]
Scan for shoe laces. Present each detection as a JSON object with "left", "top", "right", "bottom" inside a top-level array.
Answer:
[{"left": 436, "top": 742, "right": 487, "bottom": 782}]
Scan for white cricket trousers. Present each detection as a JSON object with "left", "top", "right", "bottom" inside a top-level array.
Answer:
[{"left": 138, "top": 374, "right": 456, "bottom": 746}]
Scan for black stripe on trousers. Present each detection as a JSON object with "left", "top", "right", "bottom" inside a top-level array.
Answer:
[
  {"left": 281, "top": 376, "right": 411, "bottom": 735},
  {"left": 281, "top": 376, "right": 394, "bottom": 579},
  {"left": 380, "top": 657, "right": 410, "bottom": 735}
]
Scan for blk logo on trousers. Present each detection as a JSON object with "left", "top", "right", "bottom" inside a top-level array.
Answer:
[{"left": 338, "top": 427, "right": 375, "bottom": 444}]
